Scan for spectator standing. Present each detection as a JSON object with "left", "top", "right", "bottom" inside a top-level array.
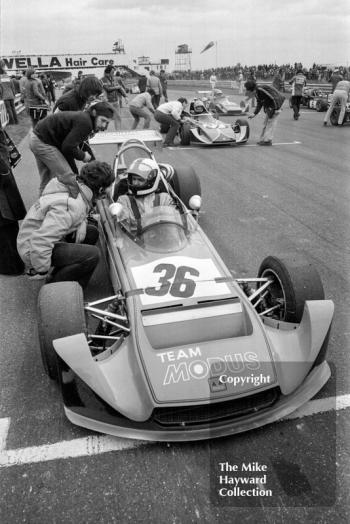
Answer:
[
  {"left": 159, "top": 69, "right": 168, "bottom": 102},
  {"left": 329, "top": 69, "right": 343, "bottom": 92},
  {"left": 138, "top": 74, "right": 147, "bottom": 93},
  {"left": 272, "top": 69, "right": 285, "bottom": 92},
  {"left": 74, "top": 71, "right": 84, "bottom": 88},
  {"left": 114, "top": 71, "right": 128, "bottom": 108},
  {"left": 245, "top": 80, "right": 285, "bottom": 145},
  {"left": 0, "top": 65, "right": 18, "bottom": 125},
  {"left": 10, "top": 75, "right": 21, "bottom": 95},
  {"left": 289, "top": 68, "right": 307, "bottom": 120},
  {"left": 101, "top": 65, "right": 125, "bottom": 130},
  {"left": 147, "top": 71, "right": 162, "bottom": 109},
  {"left": 209, "top": 72, "right": 217, "bottom": 90},
  {"left": 154, "top": 97, "right": 188, "bottom": 147},
  {"left": 323, "top": 79, "right": 350, "bottom": 126},
  {"left": 128, "top": 91, "right": 155, "bottom": 129},
  {"left": 29, "top": 101, "right": 114, "bottom": 194},
  {"left": 237, "top": 70, "right": 244, "bottom": 94},
  {"left": 40, "top": 74, "right": 51, "bottom": 102},
  {"left": 22, "top": 68, "right": 48, "bottom": 127},
  {"left": 46, "top": 74, "right": 56, "bottom": 104},
  {"left": 53, "top": 76, "right": 103, "bottom": 112},
  {"left": 0, "top": 121, "right": 26, "bottom": 275},
  {"left": 19, "top": 70, "right": 27, "bottom": 98}
]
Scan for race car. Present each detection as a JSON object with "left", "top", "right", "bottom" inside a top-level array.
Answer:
[
  {"left": 198, "top": 89, "right": 249, "bottom": 116},
  {"left": 300, "top": 88, "right": 329, "bottom": 111},
  {"left": 179, "top": 98, "right": 249, "bottom": 146},
  {"left": 37, "top": 138, "right": 334, "bottom": 442}
]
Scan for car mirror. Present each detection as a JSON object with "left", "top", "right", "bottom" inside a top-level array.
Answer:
[
  {"left": 189, "top": 195, "right": 202, "bottom": 211},
  {"left": 109, "top": 202, "right": 124, "bottom": 220}
]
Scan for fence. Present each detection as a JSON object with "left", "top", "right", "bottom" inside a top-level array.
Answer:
[{"left": 167, "top": 79, "right": 333, "bottom": 95}]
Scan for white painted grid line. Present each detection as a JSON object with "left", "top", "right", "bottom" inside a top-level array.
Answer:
[{"left": 0, "top": 394, "right": 349, "bottom": 468}]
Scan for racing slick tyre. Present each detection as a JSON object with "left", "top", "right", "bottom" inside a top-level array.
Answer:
[
  {"left": 330, "top": 107, "right": 341, "bottom": 126},
  {"left": 171, "top": 166, "right": 201, "bottom": 208},
  {"left": 234, "top": 118, "right": 250, "bottom": 141},
  {"left": 179, "top": 122, "right": 192, "bottom": 145},
  {"left": 316, "top": 99, "right": 327, "bottom": 112},
  {"left": 257, "top": 255, "right": 325, "bottom": 323},
  {"left": 37, "top": 281, "right": 87, "bottom": 380}
]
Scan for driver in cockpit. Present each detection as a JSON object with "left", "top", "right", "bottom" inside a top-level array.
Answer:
[
  {"left": 190, "top": 99, "right": 206, "bottom": 114},
  {"left": 116, "top": 158, "right": 175, "bottom": 234}
]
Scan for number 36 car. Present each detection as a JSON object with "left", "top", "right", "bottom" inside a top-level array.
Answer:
[{"left": 38, "top": 138, "right": 334, "bottom": 441}]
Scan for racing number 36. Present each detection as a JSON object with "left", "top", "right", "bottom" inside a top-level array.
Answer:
[{"left": 145, "top": 263, "right": 199, "bottom": 298}]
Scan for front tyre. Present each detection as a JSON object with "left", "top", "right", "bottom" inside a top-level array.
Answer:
[
  {"left": 171, "top": 166, "right": 201, "bottom": 208},
  {"left": 257, "top": 255, "right": 324, "bottom": 323},
  {"left": 233, "top": 118, "right": 250, "bottom": 141},
  {"left": 179, "top": 122, "right": 192, "bottom": 145},
  {"left": 37, "top": 282, "right": 87, "bottom": 380}
]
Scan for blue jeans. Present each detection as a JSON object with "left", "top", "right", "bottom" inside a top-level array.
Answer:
[
  {"left": 29, "top": 131, "right": 73, "bottom": 194},
  {"left": 291, "top": 96, "right": 302, "bottom": 118},
  {"left": 129, "top": 105, "right": 151, "bottom": 129},
  {"left": 154, "top": 110, "right": 180, "bottom": 145},
  {"left": 50, "top": 225, "right": 100, "bottom": 288}
]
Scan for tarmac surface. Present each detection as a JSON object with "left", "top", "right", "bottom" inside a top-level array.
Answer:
[{"left": 0, "top": 88, "right": 349, "bottom": 523}]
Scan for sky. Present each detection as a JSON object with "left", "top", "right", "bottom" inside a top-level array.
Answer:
[{"left": 1, "top": 0, "right": 349, "bottom": 71}]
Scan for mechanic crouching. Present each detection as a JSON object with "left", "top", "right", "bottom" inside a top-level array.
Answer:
[
  {"left": 154, "top": 97, "right": 188, "bottom": 147},
  {"left": 17, "top": 161, "right": 114, "bottom": 288}
]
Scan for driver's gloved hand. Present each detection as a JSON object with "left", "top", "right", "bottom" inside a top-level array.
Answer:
[{"left": 57, "top": 172, "right": 80, "bottom": 199}]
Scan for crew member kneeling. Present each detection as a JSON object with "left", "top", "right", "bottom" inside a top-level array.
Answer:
[{"left": 17, "top": 161, "right": 114, "bottom": 288}]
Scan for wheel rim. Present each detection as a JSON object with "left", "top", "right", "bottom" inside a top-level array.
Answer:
[{"left": 259, "top": 268, "right": 287, "bottom": 320}]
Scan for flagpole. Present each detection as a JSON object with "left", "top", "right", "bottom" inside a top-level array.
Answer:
[{"left": 215, "top": 41, "right": 218, "bottom": 69}]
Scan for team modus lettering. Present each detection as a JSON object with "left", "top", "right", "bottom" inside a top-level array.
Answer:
[
  {"left": 156, "top": 347, "right": 259, "bottom": 385},
  {"left": 1, "top": 56, "right": 115, "bottom": 70}
]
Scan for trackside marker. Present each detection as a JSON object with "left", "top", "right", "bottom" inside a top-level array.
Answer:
[{"left": 0, "top": 394, "right": 349, "bottom": 467}]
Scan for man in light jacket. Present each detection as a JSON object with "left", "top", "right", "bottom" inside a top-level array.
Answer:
[
  {"left": 154, "top": 97, "right": 188, "bottom": 147},
  {"left": 17, "top": 161, "right": 114, "bottom": 287},
  {"left": 146, "top": 71, "right": 162, "bottom": 109}
]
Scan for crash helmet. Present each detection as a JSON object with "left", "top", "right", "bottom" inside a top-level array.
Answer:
[
  {"left": 127, "top": 158, "right": 160, "bottom": 196},
  {"left": 193, "top": 99, "right": 205, "bottom": 114}
]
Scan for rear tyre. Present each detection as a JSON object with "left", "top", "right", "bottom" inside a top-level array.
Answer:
[
  {"left": 257, "top": 255, "right": 324, "bottom": 323},
  {"left": 330, "top": 107, "right": 343, "bottom": 125},
  {"left": 179, "top": 122, "right": 192, "bottom": 145},
  {"left": 37, "top": 282, "right": 87, "bottom": 380},
  {"left": 171, "top": 166, "right": 201, "bottom": 208}
]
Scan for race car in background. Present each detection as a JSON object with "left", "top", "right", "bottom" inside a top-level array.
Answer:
[
  {"left": 300, "top": 88, "right": 329, "bottom": 111},
  {"left": 37, "top": 137, "right": 334, "bottom": 441},
  {"left": 160, "top": 98, "right": 250, "bottom": 146},
  {"left": 198, "top": 89, "right": 249, "bottom": 116}
]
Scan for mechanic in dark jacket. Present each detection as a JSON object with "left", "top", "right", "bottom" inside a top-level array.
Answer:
[
  {"left": 53, "top": 76, "right": 103, "bottom": 113},
  {"left": 0, "top": 122, "right": 26, "bottom": 274},
  {"left": 29, "top": 101, "right": 114, "bottom": 195},
  {"left": 245, "top": 80, "right": 285, "bottom": 145}
]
